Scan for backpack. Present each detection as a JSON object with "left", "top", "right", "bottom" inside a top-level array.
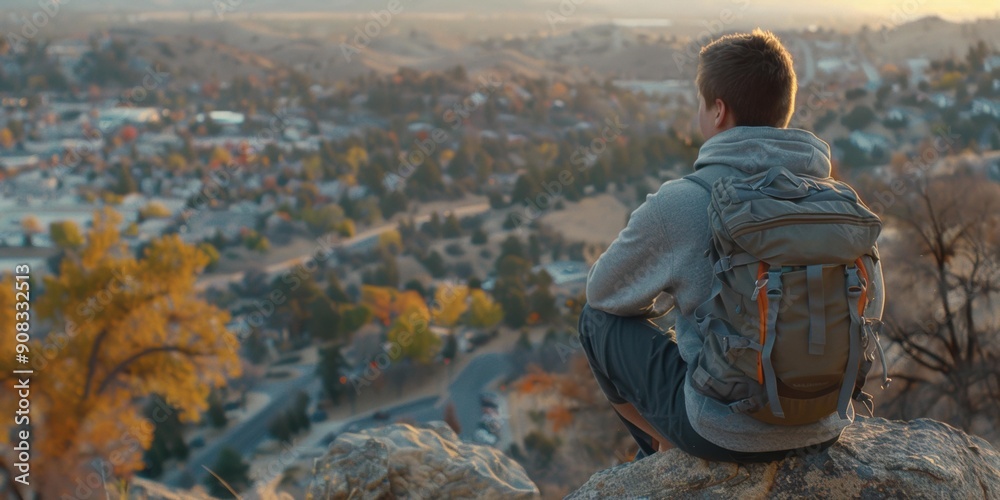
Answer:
[{"left": 683, "top": 165, "right": 891, "bottom": 425}]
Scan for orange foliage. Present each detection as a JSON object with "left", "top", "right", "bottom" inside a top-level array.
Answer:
[
  {"left": 361, "top": 286, "right": 430, "bottom": 326},
  {"left": 515, "top": 365, "right": 557, "bottom": 394},
  {"left": 546, "top": 406, "right": 574, "bottom": 433}
]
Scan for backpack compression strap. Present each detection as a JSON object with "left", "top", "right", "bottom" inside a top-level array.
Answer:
[{"left": 837, "top": 264, "right": 865, "bottom": 419}]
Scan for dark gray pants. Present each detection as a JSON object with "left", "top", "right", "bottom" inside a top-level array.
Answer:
[{"left": 577, "top": 304, "right": 836, "bottom": 462}]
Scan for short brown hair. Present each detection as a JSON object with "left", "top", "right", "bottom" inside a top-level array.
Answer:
[{"left": 696, "top": 29, "right": 797, "bottom": 128}]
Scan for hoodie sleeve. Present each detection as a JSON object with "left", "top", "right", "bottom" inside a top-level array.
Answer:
[{"left": 585, "top": 185, "right": 675, "bottom": 317}]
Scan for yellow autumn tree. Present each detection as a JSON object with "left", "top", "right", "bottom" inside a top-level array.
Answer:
[
  {"left": 361, "top": 285, "right": 396, "bottom": 325},
  {"left": 139, "top": 201, "right": 172, "bottom": 219},
  {"left": 361, "top": 286, "right": 440, "bottom": 363},
  {"left": 388, "top": 309, "right": 441, "bottom": 364},
  {"left": 438, "top": 148, "right": 455, "bottom": 167},
  {"left": 20, "top": 216, "right": 41, "bottom": 235},
  {"left": 361, "top": 286, "right": 429, "bottom": 326},
  {"left": 377, "top": 229, "right": 403, "bottom": 255},
  {"left": 209, "top": 145, "right": 232, "bottom": 166},
  {"left": 432, "top": 284, "right": 468, "bottom": 329},
  {"left": 0, "top": 128, "right": 13, "bottom": 149},
  {"left": 0, "top": 208, "right": 241, "bottom": 498},
  {"left": 467, "top": 289, "right": 503, "bottom": 329},
  {"left": 344, "top": 145, "right": 369, "bottom": 174},
  {"left": 49, "top": 220, "right": 85, "bottom": 250},
  {"left": 395, "top": 290, "right": 428, "bottom": 319}
]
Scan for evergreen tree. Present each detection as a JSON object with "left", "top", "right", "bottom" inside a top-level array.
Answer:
[
  {"left": 318, "top": 346, "right": 350, "bottom": 404},
  {"left": 207, "top": 390, "right": 228, "bottom": 429},
  {"left": 441, "top": 333, "right": 458, "bottom": 363},
  {"left": 443, "top": 212, "right": 463, "bottom": 238},
  {"left": 422, "top": 250, "right": 447, "bottom": 278},
  {"left": 204, "top": 448, "right": 250, "bottom": 497},
  {"left": 471, "top": 227, "right": 488, "bottom": 245},
  {"left": 422, "top": 212, "right": 443, "bottom": 238}
]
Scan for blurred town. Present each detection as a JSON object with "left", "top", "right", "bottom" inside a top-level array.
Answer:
[{"left": 0, "top": 5, "right": 998, "bottom": 499}]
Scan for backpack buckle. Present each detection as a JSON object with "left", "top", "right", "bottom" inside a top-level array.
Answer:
[
  {"left": 751, "top": 277, "right": 768, "bottom": 301},
  {"left": 728, "top": 398, "right": 759, "bottom": 414},
  {"left": 864, "top": 319, "right": 892, "bottom": 390},
  {"left": 852, "top": 390, "right": 875, "bottom": 417},
  {"left": 766, "top": 270, "right": 783, "bottom": 299},
  {"left": 719, "top": 335, "right": 757, "bottom": 353},
  {"left": 845, "top": 266, "right": 864, "bottom": 298}
]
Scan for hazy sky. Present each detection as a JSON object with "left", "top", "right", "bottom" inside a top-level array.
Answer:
[
  {"left": 1, "top": 0, "right": 997, "bottom": 25},
  {"left": 605, "top": 0, "right": 999, "bottom": 22}
]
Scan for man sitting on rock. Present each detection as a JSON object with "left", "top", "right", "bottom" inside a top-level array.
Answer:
[{"left": 579, "top": 29, "right": 886, "bottom": 462}]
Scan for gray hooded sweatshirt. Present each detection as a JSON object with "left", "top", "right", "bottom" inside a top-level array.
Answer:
[{"left": 586, "top": 126, "right": 884, "bottom": 452}]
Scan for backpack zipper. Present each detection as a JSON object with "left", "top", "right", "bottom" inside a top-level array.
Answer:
[{"left": 730, "top": 213, "right": 881, "bottom": 239}]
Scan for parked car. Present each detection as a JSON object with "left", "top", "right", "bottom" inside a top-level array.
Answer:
[
  {"left": 373, "top": 410, "right": 391, "bottom": 421},
  {"left": 311, "top": 409, "right": 328, "bottom": 422},
  {"left": 465, "top": 330, "right": 496, "bottom": 349},
  {"left": 474, "top": 427, "right": 498, "bottom": 445},
  {"left": 480, "top": 418, "right": 502, "bottom": 435},
  {"left": 480, "top": 392, "right": 500, "bottom": 409},
  {"left": 320, "top": 432, "right": 338, "bottom": 446}
]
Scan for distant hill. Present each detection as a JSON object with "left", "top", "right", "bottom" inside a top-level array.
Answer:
[
  {"left": 874, "top": 16, "right": 1000, "bottom": 61},
  {"left": 2, "top": 0, "right": 550, "bottom": 13}
]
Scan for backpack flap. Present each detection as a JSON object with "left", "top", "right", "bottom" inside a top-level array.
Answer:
[{"left": 711, "top": 167, "right": 882, "bottom": 267}]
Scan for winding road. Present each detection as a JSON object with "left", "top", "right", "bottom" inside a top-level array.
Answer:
[
  {"left": 194, "top": 202, "right": 490, "bottom": 292},
  {"left": 165, "top": 351, "right": 514, "bottom": 488}
]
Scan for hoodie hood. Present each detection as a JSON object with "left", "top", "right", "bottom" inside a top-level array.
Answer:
[{"left": 693, "top": 126, "right": 832, "bottom": 178}]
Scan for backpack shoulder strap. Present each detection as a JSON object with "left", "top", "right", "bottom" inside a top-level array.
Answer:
[
  {"left": 682, "top": 164, "right": 746, "bottom": 193},
  {"left": 683, "top": 174, "right": 713, "bottom": 192}
]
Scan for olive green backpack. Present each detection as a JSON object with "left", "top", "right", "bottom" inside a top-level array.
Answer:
[{"left": 684, "top": 165, "right": 891, "bottom": 425}]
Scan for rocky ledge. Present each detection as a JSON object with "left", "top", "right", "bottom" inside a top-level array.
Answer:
[
  {"left": 568, "top": 417, "right": 1000, "bottom": 499},
  {"left": 306, "top": 421, "right": 539, "bottom": 499},
  {"left": 127, "top": 417, "right": 1000, "bottom": 499}
]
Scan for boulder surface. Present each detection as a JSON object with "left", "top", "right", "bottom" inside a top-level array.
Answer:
[
  {"left": 306, "top": 421, "right": 540, "bottom": 499},
  {"left": 568, "top": 417, "right": 1000, "bottom": 499}
]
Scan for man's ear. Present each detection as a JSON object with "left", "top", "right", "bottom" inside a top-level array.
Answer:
[
  {"left": 713, "top": 98, "right": 738, "bottom": 129},
  {"left": 713, "top": 98, "right": 728, "bottom": 129}
]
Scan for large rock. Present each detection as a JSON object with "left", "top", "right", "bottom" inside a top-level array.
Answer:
[
  {"left": 306, "top": 421, "right": 539, "bottom": 499},
  {"left": 568, "top": 417, "right": 1000, "bottom": 499}
]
